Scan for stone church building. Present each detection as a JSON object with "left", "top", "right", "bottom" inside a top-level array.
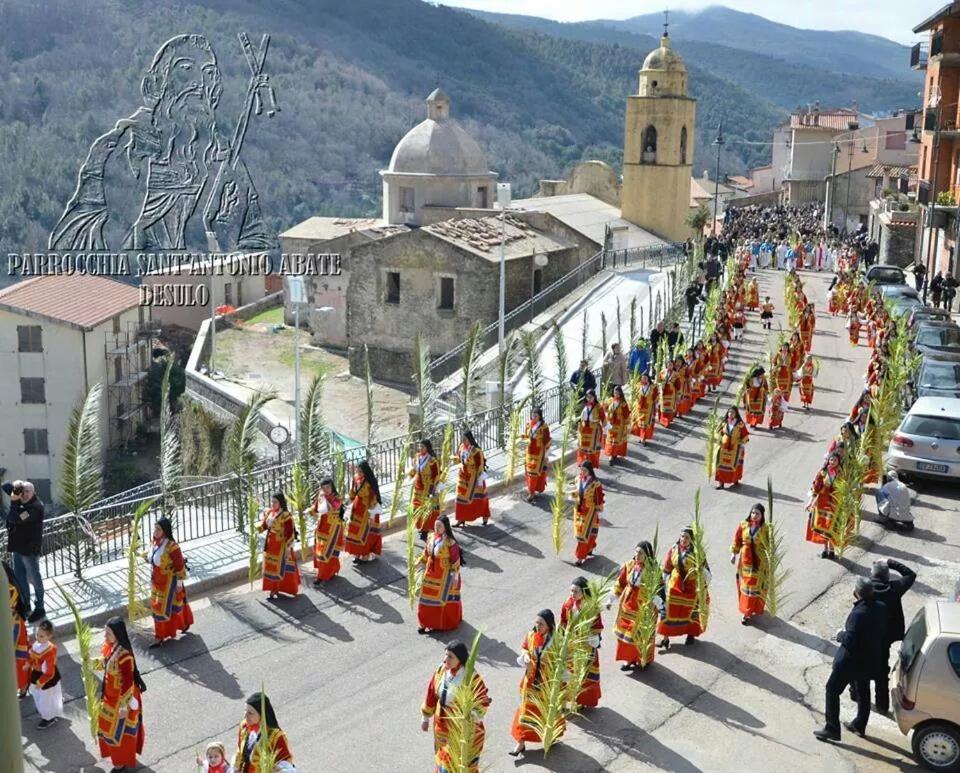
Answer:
[{"left": 279, "top": 34, "right": 695, "bottom": 382}]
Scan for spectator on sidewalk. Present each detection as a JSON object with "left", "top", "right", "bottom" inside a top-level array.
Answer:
[
  {"left": 649, "top": 320, "right": 666, "bottom": 363},
  {"left": 667, "top": 322, "right": 685, "bottom": 357},
  {"left": 876, "top": 471, "right": 914, "bottom": 531},
  {"left": 685, "top": 282, "right": 703, "bottom": 322},
  {"left": 4, "top": 481, "right": 46, "bottom": 622},
  {"left": 814, "top": 577, "right": 887, "bottom": 743},
  {"left": 867, "top": 559, "right": 916, "bottom": 716},
  {"left": 602, "top": 343, "right": 628, "bottom": 395},
  {"left": 930, "top": 272, "right": 944, "bottom": 308},
  {"left": 628, "top": 339, "right": 651, "bottom": 377},
  {"left": 943, "top": 272, "right": 958, "bottom": 312},
  {"left": 569, "top": 360, "right": 597, "bottom": 405},
  {"left": 911, "top": 261, "right": 926, "bottom": 293}
]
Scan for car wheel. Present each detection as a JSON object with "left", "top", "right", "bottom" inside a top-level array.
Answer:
[{"left": 913, "top": 723, "right": 960, "bottom": 771}]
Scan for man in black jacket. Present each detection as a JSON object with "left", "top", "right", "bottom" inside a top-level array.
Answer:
[
  {"left": 4, "top": 481, "right": 46, "bottom": 621},
  {"left": 814, "top": 577, "right": 887, "bottom": 742},
  {"left": 870, "top": 559, "right": 917, "bottom": 714},
  {"left": 569, "top": 360, "right": 597, "bottom": 405}
]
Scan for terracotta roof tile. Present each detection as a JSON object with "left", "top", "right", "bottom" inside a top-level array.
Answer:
[{"left": 0, "top": 275, "right": 140, "bottom": 330}]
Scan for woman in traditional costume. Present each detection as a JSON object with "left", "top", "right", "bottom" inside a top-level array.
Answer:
[
  {"left": 233, "top": 692, "right": 295, "bottom": 773},
  {"left": 453, "top": 430, "right": 490, "bottom": 527},
  {"left": 410, "top": 439, "right": 442, "bottom": 538},
  {"left": 799, "top": 303, "right": 816, "bottom": 352},
  {"left": 705, "top": 334, "right": 725, "bottom": 390},
  {"left": 417, "top": 515, "right": 464, "bottom": 634},
  {"left": 788, "top": 331, "right": 805, "bottom": 375},
  {"left": 260, "top": 492, "right": 301, "bottom": 597},
  {"left": 603, "top": 386, "right": 631, "bottom": 464},
  {"left": 846, "top": 310, "right": 861, "bottom": 346},
  {"left": 576, "top": 390, "right": 605, "bottom": 468},
  {"left": 421, "top": 640, "right": 490, "bottom": 773},
  {"left": 730, "top": 504, "right": 770, "bottom": 624},
  {"left": 607, "top": 541, "right": 660, "bottom": 671},
  {"left": 311, "top": 478, "right": 345, "bottom": 584},
  {"left": 559, "top": 576, "right": 602, "bottom": 708},
  {"left": 675, "top": 355, "right": 693, "bottom": 416},
  {"left": 96, "top": 617, "right": 146, "bottom": 773},
  {"left": 572, "top": 462, "right": 604, "bottom": 568},
  {"left": 772, "top": 343, "right": 793, "bottom": 401},
  {"left": 657, "top": 529, "right": 710, "bottom": 650},
  {"left": 6, "top": 561, "right": 30, "bottom": 699},
  {"left": 806, "top": 453, "right": 842, "bottom": 560},
  {"left": 658, "top": 362, "right": 678, "bottom": 427},
  {"left": 768, "top": 388, "right": 787, "bottom": 430},
  {"left": 522, "top": 408, "right": 551, "bottom": 502},
  {"left": 746, "top": 277, "right": 760, "bottom": 310},
  {"left": 510, "top": 610, "right": 562, "bottom": 757},
  {"left": 742, "top": 367, "right": 768, "bottom": 428},
  {"left": 147, "top": 517, "right": 193, "bottom": 646},
  {"left": 630, "top": 372, "right": 657, "bottom": 444},
  {"left": 345, "top": 461, "right": 384, "bottom": 561},
  {"left": 796, "top": 353, "right": 816, "bottom": 410},
  {"left": 714, "top": 407, "right": 749, "bottom": 490}
]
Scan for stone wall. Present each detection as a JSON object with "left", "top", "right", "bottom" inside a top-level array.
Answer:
[{"left": 878, "top": 222, "right": 917, "bottom": 267}]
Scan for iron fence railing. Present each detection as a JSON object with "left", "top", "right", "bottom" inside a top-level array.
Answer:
[{"left": 1, "top": 250, "right": 698, "bottom": 580}]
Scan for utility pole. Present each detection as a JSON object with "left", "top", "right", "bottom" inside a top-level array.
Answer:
[
  {"left": 842, "top": 138, "right": 855, "bottom": 234},
  {"left": 924, "top": 100, "right": 944, "bottom": 304},
  {"left": 711, "top": 120, "right": 724, "bottom": 236},
  {"left": 496, "top": 183, "right": 512, "bottom": 354},
  {"left": 825, "top": 143, "right": 840, "bottom": 231}
]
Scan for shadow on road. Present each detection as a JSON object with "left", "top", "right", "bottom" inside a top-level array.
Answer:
[
  {"left": 22, "top": 716, "right": 101, "bottom": 772},
  {"left": 452, "top": 620, "right": 518, "bottom": 667},
  {"left": 757, "top": 616, "right": 837, "bottom": 658}
]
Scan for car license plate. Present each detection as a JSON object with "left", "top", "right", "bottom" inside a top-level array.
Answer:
[{"left": 917, "top": 462, "right": 949, "bottom": 473}]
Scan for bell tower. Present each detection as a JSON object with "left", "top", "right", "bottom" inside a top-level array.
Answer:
[{"left": 620, "top": 29, "right": 696, "bottom": 243}]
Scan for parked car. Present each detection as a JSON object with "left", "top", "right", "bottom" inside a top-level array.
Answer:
[
  {"left": 914, "top": 324, "right": 960, "bottom": 357},
  {"left": 912, "top": 357, "right": 960, "bottom": 401},
  {"left": 892, "top": 296, "right": 927, "bottom": 319},
  {"left": 910, "top": 306, "right": 954, "bottom": 330},
  {"left": 888, "top": 397, "right": 960, "bottom": 481},
  {"left": 891, "top": 600, "right": 960, "bottom": 771},
  {"left": 881, "top": 284, "right": 922, "bottom": 301},
  {"left": 866, "top": 264, "right": 908, "bottom": 286}
]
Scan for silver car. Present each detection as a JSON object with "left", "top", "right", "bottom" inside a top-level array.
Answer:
[{"left": 888, "top": 397, "right": 960, "bottom": 481}]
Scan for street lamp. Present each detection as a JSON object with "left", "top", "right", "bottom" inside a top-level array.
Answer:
[
  {"left": 496, "top": 182, "right": 514, "bottom": 354},
  {"left": 711, "top": 120, "right": 724, "bottom": 236}
]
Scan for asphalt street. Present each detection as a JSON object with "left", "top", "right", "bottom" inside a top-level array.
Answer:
[{"left": 18, "top": 269, "right": 960, "bottom": 773}]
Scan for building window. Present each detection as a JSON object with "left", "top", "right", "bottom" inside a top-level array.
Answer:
[
  {"left": 23, "top": 429, "right": 48, "bottom": 455},
  {"left": 112, "top": 315, "right": 121, "bottom": 335},
  {"left": 224, "top": 282, "right": 233, "bottom": 306},
  {"left": 478, "top": 186, "right": 488, "bottom": 208},
  {"left": 533, "top": 268, "right": 543, "bottom": 295},
  {"left": 680, "top": 126, "right": 688, "bottom": 165},
  {"left": 17, "top": 325, "right": 42, "bottom": 353},
  {"left": 385, "top": 271, "right": 401, "bottom": 304},
  {"left": 438, "top": 276, "right": 455, "bottom": 310},
  {"left": 642, "top": 125, "right": 657, "bottom": 164},
  {"left": 400, "top": 186, "right": 415, "bottom": 213},
  {"left": 114, "top": 357, "right": 123, "bottom": 384},
  {"left": 20, "top": 377, "right": 45, "bottom": 404},
  {"left": 32, "top": 479, "right": 51, "bottom": 503}
]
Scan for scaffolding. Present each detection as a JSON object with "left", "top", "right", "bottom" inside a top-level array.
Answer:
[{"left": 104, "top": 318, "right": 158, "bottom": 447}]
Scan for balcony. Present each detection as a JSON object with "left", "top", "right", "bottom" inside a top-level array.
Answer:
[
  {"left": 932, "top": 32, "right": 943, "bottom": 57},
  {"left": 929, "top": 31, "right": 960, "bottom": 67},
  {"left": 919, "top": 180, "right": 931, "bottom": 206},
  {"left": 911, "top": 42, "right": 928, "bottom": 69}
]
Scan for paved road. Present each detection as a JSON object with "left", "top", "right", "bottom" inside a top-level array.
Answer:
[{"left": 19, "top": 269, "right": 960, "bottom": 772}]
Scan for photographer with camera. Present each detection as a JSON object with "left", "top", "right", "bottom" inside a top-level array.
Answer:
[{"left": 3, "top": 480, "right": 46, "bottom": 622}]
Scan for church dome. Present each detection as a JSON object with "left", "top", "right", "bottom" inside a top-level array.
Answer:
[
  {"left": 642, "top": 34, "right": 686, "bottom": 73},
  {"left": 387, "top": 89, "right": 490, "bottom": 176}
]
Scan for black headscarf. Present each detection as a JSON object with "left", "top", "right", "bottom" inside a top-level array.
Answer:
[
  {"left": 272, "top": 492, "right": 289, "bottom": 512},
  {"left": 3, "top": 561, "right": 27, "bottom": 619},
  {"left": 420, "top": 438, "right": 435, "bottom": 457},
  {"left": 246, "top": 691, "right": 280, "bottom": 730},
  {"left": 446, "top": 640, "right": 469, "bottom": 667},
  {"left": 536, "top": 608, "right": 556, "bottom": 635},
  {"left": 572, "top": 576, "right": 590, "bottom": 596},
  {"left": 357, "top": 461, "right": 382, "bottom": 504},
  {"left": 105, "top": 617, "right": 146, "bottom": 692},
  {"left": 155, "top": 517, "right": 174, "bottom": 541},
  {"left": 636, "top": 541, "right": 654, "bottom": 561},
  {"left": 436, "top": 514, "right": 465, "bottom": 566},
  {"left": 462, "top": 429, "right": 479, "bottom": 448}
]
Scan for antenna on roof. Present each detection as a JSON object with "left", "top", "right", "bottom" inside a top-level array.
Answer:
[{"left": 663, "top": 8, "right": 670, "bottom": 37}]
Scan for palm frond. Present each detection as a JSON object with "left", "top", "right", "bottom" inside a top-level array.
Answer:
[
  {"left": 388, "top": 437, "right": 411, "bottom": 526},
  {"left": 831, "top": 444, "right": 867, "bottom": 558},
  {"left": 703, "top": 396, "right": 721, "bottom": 481},
  {"left": 436, "top": 424, "right": 456, "bottom": 511},
  {"left": 126, "top": 497, "right": 156, "bottom": 623},
  {"left": 505, "top": 399, "right": 528, "bottom": 485},
  {"left": 550, "top": 461, "right": 568, "bottom": 556},
  {"left": 616, "top": 298, "right": 623, "bottom": 348},
  {"left": 553, "top": 322, "right": 568, "bottom": 407},
  {"left": 759, "top": 476, "right": 790, "bottom": 616},
  {"left": 498, "top": 331, "right": 518, "bottom": 412},
  {"left": 53, "top": 581, "right": 100, "bottom": 740},
  {"left": 600, "top": 311, "right": 608, "bottom": 362},
  {"left": 59, "top": 382, "right": 104, "bottom": 515},
  {"left": 406, "top": 502, "right": 425, "bottom": 610},
  {"left": 257, "top": 686, "right": 281, "bottom": 772},
  {"left": 460, "top": 321, "right": 484, "bottom": 418},
  {"left": 227, "top": 390, "right": 275, "bottom": 481},
  {"left": 629, "top": 298, "right": 638, "bottom": 344},
  {"left": 299, "top": 372, "right": 328, "bottom": 474},
  {"left": 521, "top": 330, "right": 544, "bottom": 407},
  {"left": 632, "top": 523, "right": 662, "bottom": 667},
  {"left": 364, "top": 344, "right": 376, "bottom": 446},
  {"left": 159, "top": 359, "right": 182, "bottom": 522},
  {"left": 581, "top": 309, "right": 589, "bottom": 363},
  {"left": 247, "top": 494, "right": 261, "bottom": 589},
  {"left": 690, "top": 490, "right": 711, "bottom": 633},
  {"left": 443, "top": 630, "right": 487, "bottom": 773},
  {"left": 520, "top": 625, "right": 575, "bottom": 755},
  {"left": 413, "top": 332, "right": 439, "bottom": 434},
  {"left": 287, "top": 462, "right": 312, "bottom": 562}
]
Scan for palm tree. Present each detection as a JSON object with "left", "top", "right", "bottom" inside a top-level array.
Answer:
[{"left": 226, "top": 390, "right": 275, "bottom": 532}]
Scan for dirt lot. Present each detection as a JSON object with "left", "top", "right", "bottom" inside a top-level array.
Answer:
[{"left": 211, "top": 318, "right": 410, "bottom": 444}]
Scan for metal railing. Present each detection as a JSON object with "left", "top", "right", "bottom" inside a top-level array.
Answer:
[
  {"left": 911, "top": 42, "right": 928, "bottom": 69},
  {"left": 1, "top": 250, "right": 698, "bottom": 581}
]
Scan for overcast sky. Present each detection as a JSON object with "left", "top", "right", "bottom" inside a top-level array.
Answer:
[{"left": 450, "top": 1, "right": 938, "bottom": 44}]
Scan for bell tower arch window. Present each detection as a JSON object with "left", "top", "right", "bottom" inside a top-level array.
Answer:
[{"left": 642, "top": 125, "right": 658, "bottom": 164}]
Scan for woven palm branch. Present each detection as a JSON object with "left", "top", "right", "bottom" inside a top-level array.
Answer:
[
  {"left": 553, "top": 322, "right": 569, "bottom": 407},
  {"left": 759, "top": 477, "right": 791, "bottom": 617},
  {"left": 287, "top": 462, "right": 312, "bottom": 562},
  {"left": 498, "top": 331, "right": 519, "bottom": 413},
  {"left": 299, "top": 372, "right": 328, "bottom": 475},
  {"left": 550, "top": 461, "right": 568, "bottom": 556},
  {"left": 521, "top": 330, "right": 544, "bottom": 407},
  {"left": 581, "top": 309, "right": 589, "bottom": 363},
  {"left": 159, "top": 359, "right": 182, "bottom": 522},
  {"left": 567, "top": 574, "right": 616, "bottom": 703},
  {"left": 703, "top": 283, "right": 721, "bottom": 339},
  {"left": 436, "top": 424, "right": 456, "bottom": 511},
  {"left": 656, "top": 334, "right": 670, "bottom": 372},
  {"left": 616, "top": 298, "right": 623, "bottom": 348},
  {"left": 736, "top": 359, "right": 762, "bottom": 406},
  {"left": 443, "top": 630, "right": 486, "bottom": 773},
  {"left": 126, "top": 497, "right": 156, "bottom": 624},
  {"left": 388, "top": 436, "right": 411, "bottom": 526},
  {"left": 364, "top": 344, "right": 376, "bottom": 446},
  {"left": 413, "top": 332, "right": 439, "bottom": 434},
  {"left": 247, "top": 494, "right": 261, "bottom": 589},
  {"left": 600, "top": 311, "right": 608, "bottom": 364},
  {"left": 703, "top": 396, "right": 721, "bottom": 481},
  {"left": 332, "top": 445, "right": 347, "bottom": 500},
  {"left": 690, "top": 490, "right": 711, "bottom": 633},
  {"left": 520, "top": 623, "right": 577, "bottom": 755},
  {"left": 460, "top": 321, "right": 484, "bottom": 418},
  {"left": 831, "top": 446, "right": 867, "bottom": 558},
  {"left": 632, "top": 524, "right": 662, "bottom": 667},
  {"left": 257, "top": 687, "right": 281, "bottom": 773},
  {"left": 505, "top": 398, "right": 528, "bottom": 485},
  {"left": 629, "top": 298, "right": 638, "bottom": 344},
  {"left": 59, "top": 382, "right": 104, "bottom": 517},
  {"left": 54, "top": 581, "right": 100, "bottom": 741},
  {"left": 227, "top": 390, "right": 275, "bottom": 531},
  {"left": 405, "top": 502, "right": 421, "bottom": 610}
]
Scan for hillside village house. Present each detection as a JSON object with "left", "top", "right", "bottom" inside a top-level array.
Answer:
[
  {"left": 280, "top": 34, "right": 694, "bottom": 382},
  {"left": 0, "top": 275, "right": 152, "bottom": 505}
]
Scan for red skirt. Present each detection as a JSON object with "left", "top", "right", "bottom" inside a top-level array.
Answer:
[
  {"left": 511, "top": 701, "right": 565, "bottom": 743},
  {"left": 525, "top": 472, "right": 547, "bottom": 495},
  {"left": 455, "top": 496, "right": 490, "bottom": 523},
  {"left": 715, "top": 464, "right": 743, "bottom": 485},
  {"left": 615, "top": 638, "right": 655, "bottom": 666},
  {"left": 745, "top": 412, "right": 763, "bottom": 427},
  {"left": 314, "top": 556, "right": 340, "bottom": 581},
  {"left": 576, "top": 450, "right": 601, "bottom": 468},
  {"left": 417, "top": 595, "right": 462, "bottom": 632},
  {"left": 575, "top": 534, "right": 597, "bottom": 561},
  {"left": 263, "top": 554, "right": 301, "bottom": 595},
  {"left": 153, "top": 599, "right": 193, "bottom": 641},
  {"left": 677, "top": 397, "right": 692, "bottom": 416},
  {"left": 736, "top": 575, "right": 766, "bottom": 616},
  {"left": 99, "top": 721, "right": 144, "bottom": 767},
  {"left": 659, "top": 411, "right": 674, "bottom": 428},
  {"left": 631, "top": 423, "right": 655, "bottom": 440},
  {"left": 603, "top": 440, "right": 627, "bottom": 458}
]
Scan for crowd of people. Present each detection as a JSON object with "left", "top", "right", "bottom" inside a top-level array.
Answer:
[{"left": 5, "top": 202, "right": 931, "bottom": 771}]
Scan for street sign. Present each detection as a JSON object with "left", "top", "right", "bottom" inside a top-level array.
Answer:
[{"left": 287, "top": 275, "right": 306, "bottom": 305}]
